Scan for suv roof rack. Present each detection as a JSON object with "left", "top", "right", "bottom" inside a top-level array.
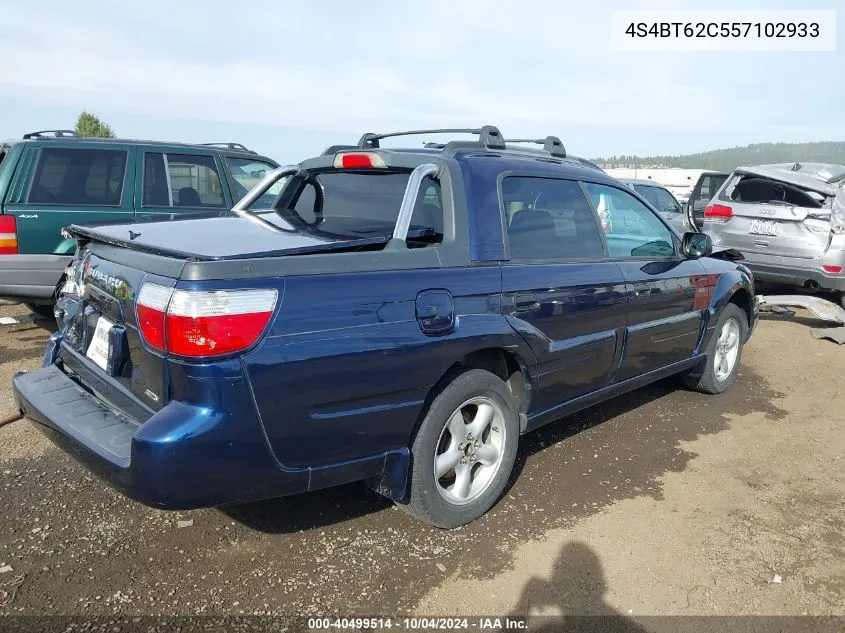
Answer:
[
  {"left": 23, "top": 129, "right": 80, "bottom": 140},
  {"left": 357, "top": 125, "right": 506, "bottom": 151},
  {"left": 201, "top": 142, "right": 256, "bottom": 154},
  {"left": 321, "top": 144, "right": 358, "bottom": 155},
  {"left": 506, "top": 136, "right": 566, "bottom": 158}
]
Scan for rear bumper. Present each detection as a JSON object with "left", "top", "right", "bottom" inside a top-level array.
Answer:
[
  {"left": 0, "top": 253, "right": 71, "bottom": 301},
  {"left": 12, "top": 334, "right": 407, "bottom": 509},
  {"left": 739, "top": 249, "right": 845, "bottom": 293},
  {"left": 743, "top": 261, "right": 845, "bottom": 292}
]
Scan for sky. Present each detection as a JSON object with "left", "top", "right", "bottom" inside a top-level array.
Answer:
[{"left": 1, "top": 0, "right": 843, "bottom": 164}]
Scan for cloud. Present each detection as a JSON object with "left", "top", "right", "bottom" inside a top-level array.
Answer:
[{"left": 1, "top": 0, "right": 842, "bottom": 157}]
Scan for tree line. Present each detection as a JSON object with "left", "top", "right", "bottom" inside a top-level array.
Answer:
[{"left": 592, "top": 141, "right": 845, "bottom": 172}]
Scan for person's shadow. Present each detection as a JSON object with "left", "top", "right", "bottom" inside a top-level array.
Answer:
[{"left": 508, "top": 541, "right": 650, "bottom": 633}]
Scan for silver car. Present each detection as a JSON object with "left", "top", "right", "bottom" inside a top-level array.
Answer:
[
  {"left": 618, "top": 178, "right": 690, "bottom": 234},
  {"left": 704, "top": 163, "right": 845, "bottom": 306}
]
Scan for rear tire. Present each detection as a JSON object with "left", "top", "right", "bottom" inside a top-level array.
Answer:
[
  {"left": 683, "top": 303, "right": 747, "bottom": 395},
  {"left": 399, "top": 369, "right": 520, "bottom": 529},
  {"left": 25, "top": 302, "right": 55, "bottom": 321},
  {"left": 25, "top": 276, "right": 64, "bottom": 321}
]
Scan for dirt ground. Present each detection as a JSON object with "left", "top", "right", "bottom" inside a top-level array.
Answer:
[{"left": 0, "top": 299, "right": 843, "bottom": 621}]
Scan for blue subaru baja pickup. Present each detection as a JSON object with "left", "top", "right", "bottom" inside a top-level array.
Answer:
[{"left": 13, "top": 126, "right": 757, "bottom": 528}]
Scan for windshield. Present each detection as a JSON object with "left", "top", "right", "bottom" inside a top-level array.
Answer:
[
  {"left": 276, "top": 171, "right": 443, "bottom": 242},
  {"left": 226, "top": 157, "right": 284, "bottom": 209}
]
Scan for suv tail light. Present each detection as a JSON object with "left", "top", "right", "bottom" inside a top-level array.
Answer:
[
  {"left": 704, "top": 203, "right": 733, "bottom": 223},
  {"left": 0, "top": 215, "right": 18, "bottom": 254},
  {"left": 136, "top": 284, "right": 278, "bottom": 358}
]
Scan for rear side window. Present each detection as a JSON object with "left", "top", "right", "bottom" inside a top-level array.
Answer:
[
  {"left": 699, "top": 174, "right": 728, "bottom": 200},
  {"left": 282, "top": 171, "right": 443, "bottom": 243},
  {"left": 226, "top": 157, "right": 282, "bottom": 208},
  {"left": 502, "top": 177, "right": 605, "bottom": 262},
  {"left": 143, "top": 153, "right": 225, "bottom": 208},
  {"left": 29, "top": 148, "right": 127, "bottom": 206}
]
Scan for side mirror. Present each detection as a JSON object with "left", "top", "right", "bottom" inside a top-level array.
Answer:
[{"left": 681, "top": 232, "right": 712, "bottom": 258}]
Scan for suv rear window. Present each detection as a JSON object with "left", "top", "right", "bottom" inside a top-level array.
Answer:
[
  {"left": 29, "top": 148, "right": 127, "bottom": 206},
  {"left": 280, "top": 171, "right": 443, "bottom": 243}
]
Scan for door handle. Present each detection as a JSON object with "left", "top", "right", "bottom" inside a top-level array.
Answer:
[
  {"left": 514, "top": 293, "right": 541, "bottom": 312},
  {"left": 632, "top": 283, "right": 650, "bottom": 296}
]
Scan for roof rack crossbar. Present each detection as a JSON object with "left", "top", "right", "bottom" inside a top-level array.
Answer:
[
  {"left": 23, "top": 129, "right": 80, "bottom": 140},
  {"left": 201, "top": 142, "right": 256, "bottom": 153},
  {"left": 357, "top": 125, "right": 506, "bottom": 151},
  {"left": 505, "top": 136, "right": 566, "bottom": 158}
]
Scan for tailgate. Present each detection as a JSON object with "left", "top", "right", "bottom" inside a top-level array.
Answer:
[
  {"left": 708, "top": 172, "right": 833, "bottom": 259},
  {"left": 56, "top": 242, "right": 179, "bottom": 414},
  {"left": 715, "top": 200, "right": 830, "bottom": 259}
]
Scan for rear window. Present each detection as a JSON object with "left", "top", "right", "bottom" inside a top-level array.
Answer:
[
  {"left": 279, "top": 171, "right": 443, "bottom": 242},
  {"left": 29, "top": 148, "right": 127, "bottom": 206},
  {"left": 719, "top": 173, "right": 826, "bottom": 209}
]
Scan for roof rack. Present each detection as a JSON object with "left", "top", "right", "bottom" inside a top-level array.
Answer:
[
  {"left": 23, "top": 130, "right": 80, "bottom": 140},
  {"left": 505, "top": 136, "right": 566, "bottom": 158},
  {"left": 321, "top": 144, "right": 358, "bottom": 155},
  {"left": 201, "top": 142, "right": 256, "bottom": 154},
  {"left": 357, "top": 125, "right": 506, "bottom": 151}
]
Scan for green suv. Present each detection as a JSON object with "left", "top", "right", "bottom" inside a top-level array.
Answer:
[{"left": 0, "top": 130, "right": 279, "bottom": 317}]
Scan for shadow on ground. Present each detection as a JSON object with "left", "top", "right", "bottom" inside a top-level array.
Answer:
[
  {"left": 223, "top": 367, "right": 786, "bottom": 545},
  {"left": 509, "top": 541, "right": 649, "bottom": 632}
]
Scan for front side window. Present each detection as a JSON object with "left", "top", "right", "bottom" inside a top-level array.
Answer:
[
  {"left": 226, "top": 157, "right": 282, "bottom": 209},
  {"left": 584, "top": 183, "right": 675, "bottom": 258},
  {"left": 143, "top": 153, "right": 224, "bottom": 208},
  {"left": 635, "top": 185, "right": 682, "bottom": 214},
  {"left": 501, "top": 176, "right": 605, "bottom": 262},
  {"left": 29, "top": 148, "right": 127, "bottom": 206}
]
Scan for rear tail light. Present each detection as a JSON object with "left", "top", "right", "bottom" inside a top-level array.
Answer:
[
  {"left": 136, "top": 283, "right": 172, "bottom": 352},
  {"left": 823, "top": 265, "right": 842, "bottom": 274},
  {"left": 332, "top": 152, "right": 387, "bottom": 169},
  {"left": 136, "top": 284, "right": 277, "bottom": 357},
  {"left": 704, "top": 204, "right": 733, "bottom": 222},
  {"left": 0, "top": 215, "right": 18, "bottom": 254}
]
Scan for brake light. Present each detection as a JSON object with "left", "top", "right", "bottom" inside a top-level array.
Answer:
[
  {"left": 0, "top": 215, "right": 18, "bottom": 255},
  {"left": 704, "top": 203, "right": 733, "bottom": 222},
  {"left": 136, "top": 283, "right": 172, "bottom": 351},
  {"left": 136, "top": 284, "right": 277, "bottom": 357},
  {"left": 333, "top": 152, "right": 387, "bottom": 169},
  {"left": 823, "top": 265, "right": 842, "bottom": 274}
]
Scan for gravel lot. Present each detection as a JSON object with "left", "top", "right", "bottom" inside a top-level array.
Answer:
[{"left": 0, "top": 299, "right": 843, "bottom": 619}]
